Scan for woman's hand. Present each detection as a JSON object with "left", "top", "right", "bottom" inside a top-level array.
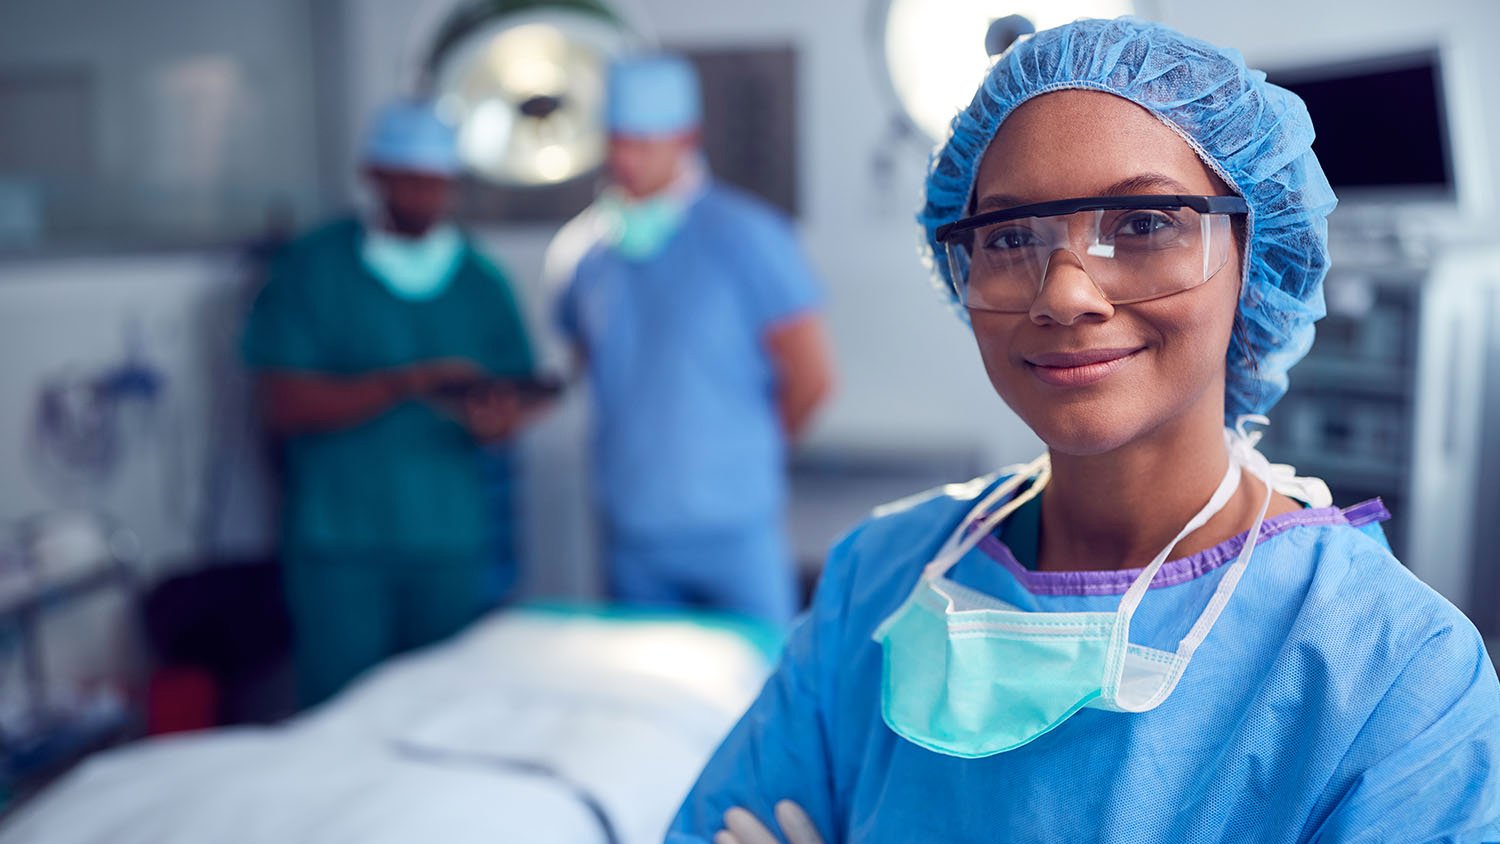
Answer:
[{"left": 714, "top": 801, "right": 824, "bottom": 844}]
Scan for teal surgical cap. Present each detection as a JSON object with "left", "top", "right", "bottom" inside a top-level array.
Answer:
[
  {"left": 607, "top": 55, "right": 702, "bottom": 136},
  {"left": 362, "top": 100, "right": 462, "bottom": 176},
  {"left": 919, "top": 17, "right": 1337, "bottom": 422}
]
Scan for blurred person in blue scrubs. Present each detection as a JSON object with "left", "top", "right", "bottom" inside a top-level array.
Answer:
[
  {"left": 243, "top": 100, "right": 546, "bottom": 706},
  {"left": 549, "top": 55, "right": 835, "bottom": 626},
  {"left": 672, "top": 18, "right": 1500, "bottom": 843}
]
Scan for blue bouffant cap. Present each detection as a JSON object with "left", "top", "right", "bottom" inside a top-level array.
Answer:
[
  {"left": 606, "top": 54, "right": 702, "bottom": 136},
  {"left": 918, "top": 17, "right": 1337, "bottom": 422},
  {"left": 361, "top": 99, "right": 462, "bottom": 176}
]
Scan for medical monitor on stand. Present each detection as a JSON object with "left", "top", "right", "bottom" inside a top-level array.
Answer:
[
  {"left": 1265, "top": 49, "right": 1454, "bottom": 203},
  {"left": 1257, "top": 49, "right": 1500, "bottom": 628},
  {"left": 1268, "top": 47, "right": 1469, "bottom": 267}
]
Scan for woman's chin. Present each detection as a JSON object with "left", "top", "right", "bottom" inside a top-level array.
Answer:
[{"left": 1023, "top": 408, "right": 1141, "bottom": 457}]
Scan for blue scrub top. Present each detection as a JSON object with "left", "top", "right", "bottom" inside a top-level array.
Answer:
[
  {"left": 557, "top": 182, "right": 823, "bottom": 535},
  {"left": 242, "top": 218, "right": 535, "bottom": 554},
  {"left": 670, "top": 476, "right": 1500, "bottom": 842}
]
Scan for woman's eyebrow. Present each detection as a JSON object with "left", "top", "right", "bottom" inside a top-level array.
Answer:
[
  {"left": 975, "top": 193, "right": 1026, "bottom": 212},
  {"left": 973, "top": 173, "right": 1196, "bottom": 213},
  {"left": 1098, "top": 173, "right": 1194, "bottom": 196}
]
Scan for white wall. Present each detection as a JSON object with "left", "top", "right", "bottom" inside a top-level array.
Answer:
[
  {"left": 0, "top": 254, "right": 274, "bottom": 568},
  {"left": 0, "top": 252, "right": 275, "bottom": 711},
  {"left": 0, "top": 0, "right": 319, "bottom": 713}
]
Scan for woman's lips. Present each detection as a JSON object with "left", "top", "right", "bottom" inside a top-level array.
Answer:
[{"left": 1025, "top": 348, "right": 1142, "bottom": 388}]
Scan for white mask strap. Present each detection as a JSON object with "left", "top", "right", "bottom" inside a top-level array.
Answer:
[
  {"left": 1173, "top": 426, "right": 1275, "bottom": 661},
  {"left": 1115, "top": 452, "right": 1240, "bottom": 621},
  {"left": 1111, "top": 425, "right": 1279, "bottom": 711},
  {"left": 1229, "top": 412, "right": 1331, "bottom": 508},
  {"left": 925, "top": 453, "right": 1050, "bottom": 580}
]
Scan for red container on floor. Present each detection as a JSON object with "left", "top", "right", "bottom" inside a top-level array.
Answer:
[{"left": 146, "top": 667, "right": 219, "bottom": 735}]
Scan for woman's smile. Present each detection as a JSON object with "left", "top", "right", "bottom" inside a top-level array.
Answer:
[{"left": 1023, "top": 347, "right": 1143, "bottom": 388}]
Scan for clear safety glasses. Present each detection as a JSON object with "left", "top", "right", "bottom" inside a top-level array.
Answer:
[{"left": 935, "top": 195, "right": 1250, "bottom": 313}]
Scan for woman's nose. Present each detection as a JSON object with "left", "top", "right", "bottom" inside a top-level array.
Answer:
[{"left": 1028, "top": 249, "right": 1115, "bottom": 326}]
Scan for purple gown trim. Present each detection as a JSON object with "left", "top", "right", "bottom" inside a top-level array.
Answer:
[{"left": 977, "top": 499, "right": 1389, "bottom": 596}]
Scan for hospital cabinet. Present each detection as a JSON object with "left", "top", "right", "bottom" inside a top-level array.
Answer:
[{"left": 1258, "top": 245, "right": 1500, "bottom": 634}]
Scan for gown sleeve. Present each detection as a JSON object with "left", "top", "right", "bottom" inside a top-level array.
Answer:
[
  {"left": 1308, "top": 617, "right": 1500, "bottom": 842},
  {"left": 730, "top": 204, "right": 824, "bottom": 332}
]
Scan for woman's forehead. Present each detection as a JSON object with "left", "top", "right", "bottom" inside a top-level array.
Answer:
[{"left": 974, "top": 90, "right": 1223, "bottom": 205}]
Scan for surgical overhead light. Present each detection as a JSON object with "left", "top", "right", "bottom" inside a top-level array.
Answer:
[
  {"left": 873, "top": 0, "right": 1135, "bottom": 142},
  {"left": 425, "top": 0, "right": 635, "bottom": 186}
]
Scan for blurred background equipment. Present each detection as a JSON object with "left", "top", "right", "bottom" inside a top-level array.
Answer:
[
  {"left": 435, "top": 2, "right": 803, "bottom": 223},
  {"left": 869, "top": 0, "right": 1135, "bottom": 143},
  {"left": 1254, "top": 45, "right": 1500, "bottom": 635},
  {"left": 0, "top": 513, "right": 140, "bottom": 814},
  {"left": 1258, "top": 246, "right": 1500, "bottom": 635},
  {"left": 1, "top": 314, "right": 174, "bottom": 812},
  {"left": 1270, "top": 50, "right": 1453, "bottom": 199},
  {"left": 426, "top": 0, "right": 633, "bottom": 187},
  {"left": 139, "top": 559, "right": 294, "bottom": 733},
  {"left": 861, "top": 1, "right": 1133, "bottom": 216},
  {"left": 27, "top": 323, "right": 168, "bottom": 508}
]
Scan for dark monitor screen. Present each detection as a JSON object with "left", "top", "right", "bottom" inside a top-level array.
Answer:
[{"left": 1266, "top": 53, "right": 1452, "bottom": 193}]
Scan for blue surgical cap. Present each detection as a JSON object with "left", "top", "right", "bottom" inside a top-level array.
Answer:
[
  {"left": 607, "top": 55, "right": 702, "bottom": 136},
  {"left": 918, "top": 17, "right": 1337, "bottom": 422},
  {"left": 361, "top": 100, "right": 462, "bottom": 176}
]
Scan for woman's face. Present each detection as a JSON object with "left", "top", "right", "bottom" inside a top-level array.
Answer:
[{"left": 968, "top": 90, "right": 1243, "bottom": 456}]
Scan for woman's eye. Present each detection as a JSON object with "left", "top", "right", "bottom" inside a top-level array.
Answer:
[
  {"left": 1116, "top": 212, "right": 1177, "bottom": 237},
  {"left": 983, "top": 227, "right": 1041, "bottom": 250}
]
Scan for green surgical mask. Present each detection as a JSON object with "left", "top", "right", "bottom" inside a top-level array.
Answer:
[
  {"left": 596, "top": 190, "right": 687, "bottom": 262},
  {"left": 361, "top": 223, "right": 463, "bottom": 301},
  {"left": 873, "top": 425, "right": 1276, "bottom": 758}
]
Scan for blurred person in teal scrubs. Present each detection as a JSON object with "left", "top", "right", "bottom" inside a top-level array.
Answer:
[
  {"left": 549, "top": 55, "right": 835, "bottom": 626},
  {"left": 243, "top": 100, "right": 545, "bottom": 706}
]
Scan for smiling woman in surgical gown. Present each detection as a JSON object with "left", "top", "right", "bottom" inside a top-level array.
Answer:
[{"left": 668, "top": 17, "right": 1500, "bottom": 844}]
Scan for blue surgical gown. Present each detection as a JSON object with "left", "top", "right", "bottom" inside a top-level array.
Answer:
[
  {"left": 670, "top": 476, "right": 1500, "bottom": 842},
  {"left": 556, "top": 182, "right": 822, "bottom": 537},
  {"left": 555, "top": 182, "right": 822, "bottom": 623}
]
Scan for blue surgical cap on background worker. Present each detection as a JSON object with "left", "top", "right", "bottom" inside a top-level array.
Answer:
[
  {"left": 362, "top": 100, "right": 464, "bottom": 176},
  {"left": 243, "top": 99, "right": 540, "bottom": 706},
  {"left": 551, "top": 54, "right": 832, "bottom": 625},
  {"left": 669, "top": 17, "right": 1500, "bottom": 842},
  {"left": 606, "top": 54, "right": 702, "bottom": 135}
]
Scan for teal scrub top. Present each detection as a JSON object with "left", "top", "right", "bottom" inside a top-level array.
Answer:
[{"left": 242, "top": 218, "right": 535, "bottom": 554}]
